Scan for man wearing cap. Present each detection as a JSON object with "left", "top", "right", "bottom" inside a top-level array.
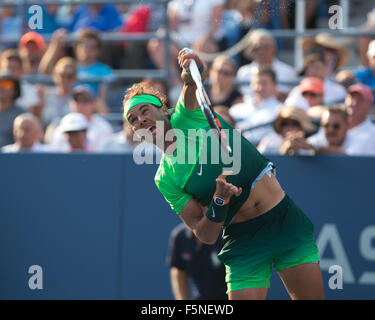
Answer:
[
  {"left": 257, "top": 105, "right": 317, "bottom": 155},
  {"left": 308, "top": 84, "right": 375, "bottom": 156},
  {"left": 49, "top": 85, "right": 112, "bottom": 152},
  {"left": 18, "top": 31, "right": 46, "bottom": 75},
  {"left": 285, "top": 53, "right": 347, "bottom": 110},
  {"left": 59, "top": 112, "right": 90, "bottom": 152},
  {"left": 0, "top": 75, "right": 23, "bottom": 148},
  {"left": 345, "top": 83, "right": 375, "bottom": 155}
]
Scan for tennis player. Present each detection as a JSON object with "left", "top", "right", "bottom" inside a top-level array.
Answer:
[{"left": 122, "top": 49, "right": 323, "bottom": 300}]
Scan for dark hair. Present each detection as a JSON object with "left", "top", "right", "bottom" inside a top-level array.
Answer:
[
  {"left": 255, "top": 67, "right": 277, "bottom": 83},
  {"left": 0, "top": 49, "right": 22, "bottom": 67},
  {"left": 122, "top": 81, "right": 170, "bottom": 117},
  {"left": 75, "top": 28, "right": 102, "bottom": 50},
  {"left": 0, "top": 74, "right": 21, "bottom": 100}
]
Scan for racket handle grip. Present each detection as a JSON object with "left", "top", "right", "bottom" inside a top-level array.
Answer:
[{"left": 183, "top": 48, "right": 203, "bottom": 88}]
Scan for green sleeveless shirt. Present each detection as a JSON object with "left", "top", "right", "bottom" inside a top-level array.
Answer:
[{"left": 155, "top": 96, "right": 272, "bottom": 227}]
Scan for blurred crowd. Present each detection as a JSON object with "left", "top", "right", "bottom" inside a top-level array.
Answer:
[{"left": 0, "top": 0, "right": 375, "bottom": 156}]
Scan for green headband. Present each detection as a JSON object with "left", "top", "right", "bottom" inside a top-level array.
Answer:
[{"left": 124, "top": 94, "right": 162, "bottom": 120}]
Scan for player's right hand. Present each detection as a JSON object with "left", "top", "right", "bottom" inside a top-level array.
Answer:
[
  {"left": 177, "top": 48, "right": 207, "bottom": 84},
  {"left": 215, "top": 172, "right": 242, "bottom": 200}
]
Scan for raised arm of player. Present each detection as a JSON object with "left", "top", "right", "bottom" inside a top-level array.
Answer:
[
  {"left": 177, "top": 49, "right": 208, "bottom": 111},
  {"left": 178, "top": 173, "right": 242, "bottom": 244}
]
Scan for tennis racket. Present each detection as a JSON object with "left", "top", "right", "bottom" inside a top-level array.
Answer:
[{"left": 184, "top": 48, "right": 232, "bottom": 154}]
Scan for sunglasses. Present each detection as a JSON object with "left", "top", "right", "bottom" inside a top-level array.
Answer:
[
  {"left": 74, "top": 96, "right": 93, "bottom": 104},
  {"left": 280, "top": 119, "right": 301, "bottom": 128},
  {"left": 322, "top": 122, "right": 341, "bottom": 130},
  {"left": 60, "top": 73, "right": 75, "bottom": 79},
  {"left": 216, "top": 69, "right": 234, "bottom": 77},
  {"left": 302, "top": 91, "right": 320, "bottom": 98},
  {"left": 0, "top": 80, "right": 15, "bottom": 89}
]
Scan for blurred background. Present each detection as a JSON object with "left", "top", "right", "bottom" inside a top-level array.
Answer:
[{"left": 0, "top": 0, "right": 375, "bottom": 300}]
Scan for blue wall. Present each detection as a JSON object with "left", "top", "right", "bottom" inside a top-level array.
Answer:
[{"left": 0, "top": 154, "right": 374, "bottom": 299}]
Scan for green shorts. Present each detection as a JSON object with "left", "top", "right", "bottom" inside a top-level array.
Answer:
[{"left": 218, "top": 194, "right": 320, "bottom": 293}]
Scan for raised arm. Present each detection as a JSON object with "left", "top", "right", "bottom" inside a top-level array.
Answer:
[{"left": 177, "top": 49, "right": 208, "bottom": 111}]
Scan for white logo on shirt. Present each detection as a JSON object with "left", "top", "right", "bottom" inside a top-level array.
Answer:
[{"left": 197, "top": 164, "right": 203, "bottom": 176}]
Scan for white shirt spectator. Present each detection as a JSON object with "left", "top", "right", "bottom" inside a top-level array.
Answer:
[
  {"left": 98, "top": 130, "right": 163, "bottom": 162},
  {"left": 257, "top": 131, "right": 314, "bottom": 155},
  {"left": 168, "top": 0, "right": 225, "bottom": 45},
  {"left": 98, "top": 131, "right": 135, "bottom": 153},
  {"left": 1, "top": 141, "right": 49, "bottom": 153},
  {"left": 237, "top": 58, "right": 297, "bottom": 96},
  {"left": 50, "top": 114, "right": 113, "bottom": 152},
  {"left": 42, "top": 86, "right": 71, "bottom": 128},
  {"left": 16, "top": 81, "right": 40, "bottom": 110},
  {"left": 308, "top": 118, "right": 375, "bottom": 156},
  {"left": 229, "top": 95, "right": 282, "bottom": 145},
  {"left": 285, "top": 78, "right": 347, "bottom": 110}
]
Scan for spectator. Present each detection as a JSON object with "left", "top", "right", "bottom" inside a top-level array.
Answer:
[
  {"left": 357, "top": 5, "right": 375, "bottom": 67},
  {"left": 285, "top": 53, "right": 347, "bottom": 109},
  {"left": 59, "top": 112, "right": 91, "bottom": 153},
  {"left": 226, "top": 0, "right": 257, "bottom": 66},
  {"left": 257, "top": 105, "right": 317, "bottom": 155},
  {"left": 306, "top": 105, "right": 356, "bottom": 155},
  {"left": 18, "top": 31, "right": 46, "bottom": 75},
  {"left": 354, "top": 39, "right": 375, "bottom": 94},
  {"left": 74, "top": 29, "right": 113, "bottom": 114},
  {"left": 120, "top": 5, "right": 152, "bottom": 70},
  {"left": 0, "top": 74, "right": 23, "bottom": 147},
  {"left": 307, "top": 84, "right": 375, "bottom": 156},
  {"left": 213, "top": 105, "right": 236, "bottom": 127},
  {"left": 230, "top": 67, "right": 282, "bottom": 146},
  {"left": 38, "top": 28, "right": 69, "bottom": 76},
  {"left": 207, "top": 55, "right": 243, "bottom": 109},
  {"left": 147, "top": 0, "right": 225, "bottom": 85},
  {"left": 345, "top": 84, "right": 375, "bottom": 153},
  {"left": 167, "top": 223, "right": 227, "bottom": 300},
  {"left": 98, "top": 120, "right": 162, "bottom": 164},
  {"left": 0, "top": 5, "right": 22, "bottom": 42},
  {"left": 1, "top": 113, "right": 47, "bottom": 153},
  {"left": 69, "top": 4, "right": 122, "bottom": 32},
  {"left": 98, "top": 121, "right": 137, "bottom": 153},
  {"left": 299, "top": 77, "right": 325, "bottom": 119},
  {"left": 42, "top": 57, "right": 77, "bottom": 129},
  {"left": 336, "top": 39, "right": 375, "bottom": 96},
  {"left": 236, "top": 29, "right": 297, "bottom": 100},
  {"left": 49, "top": 85, "right": 113, "bottom": 152},
  {"left": 0, "top": 49, "right": 42, "bottom": 115},
  {"left": 302, "top": 32, "right": 350, "bottom": 79}
]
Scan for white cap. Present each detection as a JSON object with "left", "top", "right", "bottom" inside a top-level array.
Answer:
[
  {"left": 60, "top": 113, "right": 88, "bottom": 133},
  {"left": 367, "top": 39, "right": 375, "bottom": 58}
]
